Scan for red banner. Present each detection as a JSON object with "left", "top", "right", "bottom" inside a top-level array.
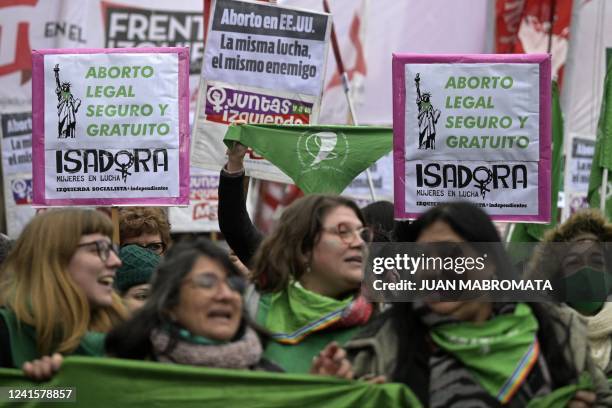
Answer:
[{"left": 496, "top": 0, "right": 573, "bottom": 88}]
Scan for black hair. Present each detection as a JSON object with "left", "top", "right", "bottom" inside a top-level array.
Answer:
[
  {"left": 389, "top": 202, "right": 575, "bottom": 403},
  {"left": 361, "top": 200, "right": 395, "bottom": 242},
  {"left": 105, "top": 238, "right": 251, "bottom": 360}
]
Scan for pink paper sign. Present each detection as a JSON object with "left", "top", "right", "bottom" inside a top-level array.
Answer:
[
  {"left": 392, "top": 54, "right": 551, "bottom": 222},
  {"left": 32, "top": 47, "right": 190, "bottom": 206}
]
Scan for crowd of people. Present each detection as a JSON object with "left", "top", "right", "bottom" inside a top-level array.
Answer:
[{"left": 0, "top": 147, "right": 611, "bottom": 407}]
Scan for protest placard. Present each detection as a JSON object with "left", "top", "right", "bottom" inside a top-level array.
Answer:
[
  {"left": 564, "top": 136, "right": 594, "bottom": 217},
  {"left": 191, "top": 0, "right": 331, "bottom": 182},
  {"left": 0, "top": 111, "right": 36, "bottom": 237},
  {"left": 31, "top": 47, "right": 190, "bottom": 206},
  {"left": 169, "top": 167, "right": 221, "bottom": 232},
  {"left": 393, "top": 54, "right": 551, "bottom": 221}
]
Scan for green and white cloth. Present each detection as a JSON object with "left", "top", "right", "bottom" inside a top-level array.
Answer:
[{"left": 224, "top": 124, "right": 392, "bottom": 194}]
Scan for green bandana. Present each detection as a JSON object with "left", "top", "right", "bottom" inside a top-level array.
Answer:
[
  {"left": 162, "top": 323, "right": 226, "bottom": 346},
  {"left": 224, "top": 124, "right": 392, "bottom": 194},
  {"left": 430, "top": 303, "right": 539, "bottom": 404},
  {"left": 256, "top": 283, "right": 369, "bottom": 373},
  {"left": 259, "top": 283, "right": 354, "bottom": 344}
]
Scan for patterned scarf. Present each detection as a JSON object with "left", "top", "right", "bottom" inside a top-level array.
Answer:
[
  {"left": 150, "top": 326, "right": 262, "bottom": 369},
  {"left": 260, "top": 283, "right": 372, "bottom": 345},
  {"left": 417, "top": 303, "right": 553, "bottom": 407}
]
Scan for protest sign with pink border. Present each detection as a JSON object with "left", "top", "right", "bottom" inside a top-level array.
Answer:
[
  {"left": 392, "top": 54, "right": 551, "bottom": 222},
  {"left": 32, "top": 47, "right": 190, "bottom": 206}
]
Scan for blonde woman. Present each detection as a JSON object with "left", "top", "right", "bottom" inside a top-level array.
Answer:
[{"left": 0, "top": 209, "right": 126, "bottom": 375}]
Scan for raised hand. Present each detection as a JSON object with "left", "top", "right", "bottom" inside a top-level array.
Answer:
[{"left": 310, "top": 342, "right": 353, "bottom": 379}]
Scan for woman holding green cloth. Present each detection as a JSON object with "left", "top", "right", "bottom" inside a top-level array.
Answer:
[
  {"left": 0, "top": 209, "right": 126, "bottom": 376},
  {"left": 337, "top": 202, "right": 610, "bottom": 407},
  {"left": 249, "top": 194, "right": 374, "bottom": 373},
  {"left": 528, "top": 209, "right": 612, "bottom": 378}
]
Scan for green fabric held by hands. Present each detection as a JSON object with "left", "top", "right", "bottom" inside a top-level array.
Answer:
[
  {"left": 0, "top": 356, "right": 422, "bottom": 407},
  {"left": 525, "top": 373, "right": 592, "bottom": 408},
  {"left": 224, "top": 124, "right": 392, "bottom": 194},
  {"left": 430, "top": 303, "right": 539, "bottom": 401}
]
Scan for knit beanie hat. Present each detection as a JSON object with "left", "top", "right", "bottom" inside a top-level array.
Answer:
[{"left": 115, "top": 244, "right": 161, "bottom": 293}]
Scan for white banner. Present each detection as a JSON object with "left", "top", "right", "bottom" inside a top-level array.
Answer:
[
  {"left": 191, "top": 0, "right": 330, "bottom": 182},
  {"left": 169, "top": 167, "right": 220, "bottom": 232},
  {"left": 33, "top": 49, "right": 190, "bottom": 206},
  {"left": 563, "top": 135, "right": 594, "bottom": 217},
  {"left": 0, "top": 111, "right": 35, "bottom": 237},
  {"left": 393, "top": 54, "right": 551, "bottom": 222}
]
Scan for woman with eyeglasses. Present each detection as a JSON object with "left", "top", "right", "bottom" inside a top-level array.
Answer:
[
  {"left": 104, "top": 238, "right": 283, "bottom": 372},
  {"left": 248, "top": 194, "right": 374, "bottom": 373},
  {"left": 119, "top": 207, "right": 171, "bottom": 255},
  {"left": 0, "top": 209, "right": 126, "bottom": 377}
]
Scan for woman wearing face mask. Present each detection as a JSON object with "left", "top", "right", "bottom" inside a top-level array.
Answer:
[
  {"left": 0, "top": 209, "right": 126, "bottom": 375},
  {"left": 528, "top": 209, "right": 612, "bottom": 378},
  {"left": 249, "top": 194, "right": 374, "bottom": 373},
  {"left": 339, "top": 202, "right": 610, "bottom": 407},
  {"left": 114, "top": 244, "right": 161, "bottom": 315}
]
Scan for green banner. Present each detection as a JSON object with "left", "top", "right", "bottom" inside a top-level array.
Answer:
[
  {"left": 224, "top": 124, "right": 392, "bottom": 194},
  {"left": 509, "top": 82, "right": 563, "bottom": 243},
  {"left": 588, "top": 64, "right": 612, "bottom": 217},
  {"left": 0, "top": 356, "right": 421, "bottom": 407}
]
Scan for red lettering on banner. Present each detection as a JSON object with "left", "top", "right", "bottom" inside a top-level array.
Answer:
[{"left": 0, "top": 0, "right": 38, "bottom": 84}]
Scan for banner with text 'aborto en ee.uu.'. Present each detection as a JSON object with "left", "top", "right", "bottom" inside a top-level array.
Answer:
[
  {"left": 191, "top": 0, "right": 331, "bottom": 183},
  {"left": 31, "top": 47, "right": 190, "bottom": 206},
  {"left": 392, "top": 54, "right": 551, "bottom": 222}
]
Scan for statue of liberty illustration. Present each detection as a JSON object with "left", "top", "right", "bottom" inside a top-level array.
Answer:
[
  {"left": 54, "top": 64, "right": 81, "bottom": 138},
  {"left": 415, "top": 73, "right": 441, "bottom": 150}
]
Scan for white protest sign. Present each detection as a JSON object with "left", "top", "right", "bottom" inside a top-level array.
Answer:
[
  {"left": 169, "top": 167, "right": 221, "bottom": 232},
  {"left": 32, "top": 48, "right": 190, "bottom": 206},
  {"left": 191, "top": 0, "right": 331, "bottom": 182},
  {"left": 393, "top": 54, "right": 552, "bottom": 222},
  {"left": 0, "top": 111, "right": 36, "bottom": 237}
]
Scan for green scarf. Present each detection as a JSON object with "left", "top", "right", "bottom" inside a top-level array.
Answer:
[
  {"left": 257, "top": 284, "right": 368, "bottom": 373},
  {"left": 430, "top": 303, "right": 540, "bottom": 404}
]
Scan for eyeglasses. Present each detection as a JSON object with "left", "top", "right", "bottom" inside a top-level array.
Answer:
[
  {"left": 321, "top": 223, "right": 373, "bottom": 244},
  {"left": 77, "top": 240, "right": 120, "bottom": 262},
  {"left": 122, "top": 241, "right": 166, "bottom": 255},
  {"left": 183, "top": 272, "right": 246, "bottom": 294}
]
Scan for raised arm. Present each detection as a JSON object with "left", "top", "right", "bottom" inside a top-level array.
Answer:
[
  {"left": 218, "top": 142, "right": 264, "bottom": 267},
  {"left": 54, "top": 64, "right": 61, "bottom": 92}
]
